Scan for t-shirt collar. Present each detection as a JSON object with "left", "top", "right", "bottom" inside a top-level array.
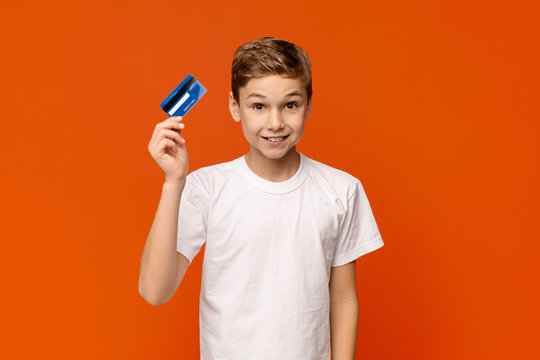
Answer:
[{"left": 234, "top": 152, "right": 309, "bottom": 194}]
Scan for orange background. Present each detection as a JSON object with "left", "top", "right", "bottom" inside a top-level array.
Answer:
[{"left": 1, "top": 0, "right": 538, "bottom": 358}]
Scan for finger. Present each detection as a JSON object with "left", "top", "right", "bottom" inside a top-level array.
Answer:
[
  {"left": 156, "top": 120, "right": 184, "bottom": 142},
  {"left": 163, "top": 119, "right": 185, "bottom": 131},
  {"left": 172, "top": 121, "right": 185, "bottom": 130},
  {"left": 151, "top": 117, "right": 184, "bottom": 148},
  {"left": 160, "top": 137, "right": 176, "bottom": 152},
  {"left": 165, "top": 136, "right": 186, "bottom": 145},
  {"left": 163, "top": 115, "right": 182, "bottom": 122},
  {"left": 162, "top": 129, "right": 185, "bottom": 144},
  {"left": 169, "top": 116, "right": 184, "bottom": 123},
  {"left": 162, "top": 129, "right": 184, "bottom": 144},
  {"left": 152, "top": 118, "right": 174, "bottom": 141}
]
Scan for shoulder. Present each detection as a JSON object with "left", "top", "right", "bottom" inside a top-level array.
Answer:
[
  {"left": 185, "top": 157, "right": 239, "bottom": 192},
  {"left": 303, "top": 154, "right": 362, "bottom": 202}
]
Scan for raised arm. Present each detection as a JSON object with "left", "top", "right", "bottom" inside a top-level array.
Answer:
[
  {"left": 139, "top": 116, "right": 190, "bottom": 305},
  {"left": 139, "top": 180, "right": 189, "bottom": 305}
]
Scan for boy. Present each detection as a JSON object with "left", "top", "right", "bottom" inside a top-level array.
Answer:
[{"left": 139, "top": 37, "right": 384, "bottom": 359}]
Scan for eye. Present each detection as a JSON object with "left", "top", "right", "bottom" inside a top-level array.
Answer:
[
  {"left": 252, "top": 103, "right": 264, "bottom": 111},
  {"left": 285, "top": 102, "right": 298, "bottom": 110}
]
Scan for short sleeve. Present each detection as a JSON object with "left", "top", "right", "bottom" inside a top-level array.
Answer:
[
  {"left": 177, "top": 175, "right": 209, "bottom": 264},
  {"left": 332, "top": 181, "right": 384, "bottom": 267}
]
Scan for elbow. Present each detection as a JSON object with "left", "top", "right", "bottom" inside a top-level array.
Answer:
[
  {"left": 140, "top": 293, "right": 165, "bottom": 306},
  {"left": 138, "top": 283, "right": 171, "bottom": 306}
]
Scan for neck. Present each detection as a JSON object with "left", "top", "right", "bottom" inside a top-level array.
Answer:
[{"left": 245, "top": 147, "right": 301, "bottom": 182}]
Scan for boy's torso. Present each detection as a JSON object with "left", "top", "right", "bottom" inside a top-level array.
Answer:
[{"left": 181, "top": 152, "right": 360, "bottom": 359}]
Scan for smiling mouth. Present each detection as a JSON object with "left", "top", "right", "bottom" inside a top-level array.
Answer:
[{"left": 262, "top": 135, "right": 290, "bottom": 142}]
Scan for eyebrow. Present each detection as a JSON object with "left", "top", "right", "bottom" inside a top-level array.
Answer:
[{"left": 246, "top": 91, "right": 303, "bottom": 99}]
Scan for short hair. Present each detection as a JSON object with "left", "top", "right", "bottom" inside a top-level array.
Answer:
[{"left": 231, "top": 37, "right": 312, "bottom": 104}]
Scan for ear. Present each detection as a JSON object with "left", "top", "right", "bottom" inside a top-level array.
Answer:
[
  {"left": 229, "top": 91, "right": 241, "bottom": 122},
  {"left": 305, "top": 99, "right": 312, "bottom": 119}
]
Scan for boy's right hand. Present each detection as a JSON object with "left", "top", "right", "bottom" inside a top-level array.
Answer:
[{"left": 148, "top": 116, "right": 188, "bottom": 181}]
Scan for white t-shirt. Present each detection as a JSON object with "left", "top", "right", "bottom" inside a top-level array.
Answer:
[{"left": 177, "top": 152, "right": 384, "bottom": 360}]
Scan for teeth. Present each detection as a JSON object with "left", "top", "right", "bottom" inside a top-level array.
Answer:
[{"left": 267, "top": 137, "right": 283, "bottom": 142}]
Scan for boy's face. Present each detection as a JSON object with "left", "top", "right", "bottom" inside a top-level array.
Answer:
[{"left": 229, "top": 75, "right": 312, "bottom": 161}]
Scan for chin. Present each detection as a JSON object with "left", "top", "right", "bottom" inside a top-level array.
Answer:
[
  {"left": 265, "top": 153, "right": 287, "bottom": 160},
  {"left": 250, "top": 145, "right": 284, "bottom": 160},
  {"left": 263, "top": 147, "right": 296, "bottom": 160}
]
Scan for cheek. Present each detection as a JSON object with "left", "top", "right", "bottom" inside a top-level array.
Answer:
[
  {"left": 295, "top": 126, "right": 305, "bottom": 139},
  {"left": 291, "top": 117, "right": 306, "bottom": 133},
  {"left": 244, "top": 122, "right": 259, "bottom": 136},
  {"left": 240, "top": 118, "right": 261, "bottom": 138}
]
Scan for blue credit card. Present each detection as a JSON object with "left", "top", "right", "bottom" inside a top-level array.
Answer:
[{"left": 160, "top": 74, "right": 207, "bottom": 117}]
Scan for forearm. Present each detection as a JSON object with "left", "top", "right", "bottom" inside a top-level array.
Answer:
[
  {"left": 330, "top": 297, "right": 359, "bottom": 360},
  {"left": 138, "top": 179, "right": 185, "bottom": 305}
]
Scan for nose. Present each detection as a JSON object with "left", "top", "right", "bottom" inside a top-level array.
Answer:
[{"left": 266, "top": 108, "right": 285, "bottom": 131}]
